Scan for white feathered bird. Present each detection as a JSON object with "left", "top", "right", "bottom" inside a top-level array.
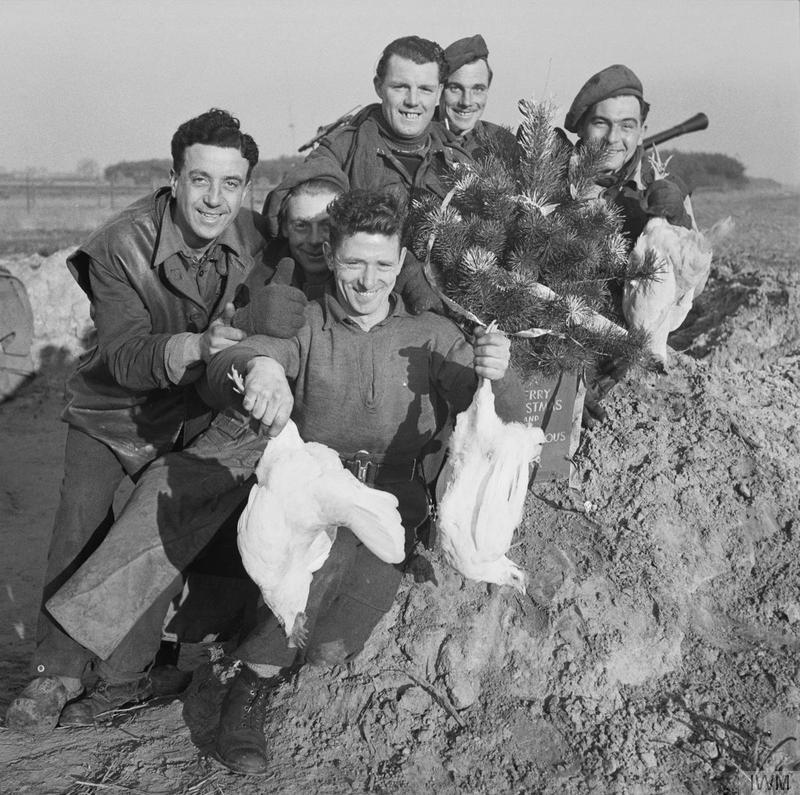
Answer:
[
  {"left": 623, "top": 216, "right": 734, "bottom": 368},
  {"left": 237, "top": 419, "right": 405, "bottom": 647},
  {"left": 435, "top": 378, "right": 546, "bottom": 592}
]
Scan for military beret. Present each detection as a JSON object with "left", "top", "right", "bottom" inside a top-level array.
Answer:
[
  {"left": 564, "top": 64, "right": 649, "bottom": 133},
  {"left": 444, "top": 34, "right": 489, "bottom": 76}
]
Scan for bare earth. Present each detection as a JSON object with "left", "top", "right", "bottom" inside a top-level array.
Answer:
[{"left": 0, "top": 188, "right": 798, "bottom": 794}]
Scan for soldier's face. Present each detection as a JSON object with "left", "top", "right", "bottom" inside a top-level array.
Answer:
[
  {"left": 283, "top": 189, "right": 339, "bottom": 277},
  {"left": 579, "top": 95, "right": 644, "bottom": 173},
  {"left": 170, "top": 144, "right": 250, "bottom": 249},
  {"left": 325, "top": 232, "right": 405, "bottom": 327},
  {"left": 442, "top": 59, "right": 490, "bottom": 134},
  {"left": 374, "top": 55, "right": 442, "bottom": 140}
]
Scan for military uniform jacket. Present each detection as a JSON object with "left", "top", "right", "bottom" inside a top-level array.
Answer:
[
  {"left": 306, "top": 104, "right": 472, "bottom": 202},
  {"left": 63, "top": 187, "right": 269, "bottom": 474},
  {"left": 439, "top": 118, "right": 517, "bottom": 160}
]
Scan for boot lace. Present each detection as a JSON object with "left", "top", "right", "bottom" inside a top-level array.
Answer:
[{"left": 238, "top": 677, "right": 279, "bottom": 731}]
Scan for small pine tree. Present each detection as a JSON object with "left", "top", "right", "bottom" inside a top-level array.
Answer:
[{"left": 410, "top": 99, "right": 656, "bottom": 377}]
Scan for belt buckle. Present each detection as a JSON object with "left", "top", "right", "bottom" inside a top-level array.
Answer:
[{"left": 352, "top": 450, "right": 371, "bottom": 483}]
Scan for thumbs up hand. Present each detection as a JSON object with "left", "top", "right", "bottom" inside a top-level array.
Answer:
[
  {"left": 197, "top": 302, "right": 247, "bottom": 362},
  {"left": 231, "top": 257, "right": 308, "bottom": 338}
]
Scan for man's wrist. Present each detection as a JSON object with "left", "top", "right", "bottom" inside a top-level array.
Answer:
[
  {"left": 247, "top": 355, "right": 283, "bottom": 373},
  {"left": 163, "top": 332, "right": 204, "bottom": 385},
  {"left": 183, "top": 333, "right": 204, "bottom": 366}
]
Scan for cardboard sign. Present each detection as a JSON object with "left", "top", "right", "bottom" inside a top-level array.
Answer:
[{"left": 514, "top": 370, "right": 586, "bottom": 483}]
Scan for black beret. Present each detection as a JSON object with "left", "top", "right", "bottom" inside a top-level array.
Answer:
[
  {"left": 444, "top": 34, "right": 488, "bottom": 76},
  {"left": 564, "top": 64, "right": 649, "bottom": 134}
]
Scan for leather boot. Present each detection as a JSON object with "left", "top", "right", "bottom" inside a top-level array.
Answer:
[
  {"left": 214, "top": 666, "right": 281, "bottom": 775},
  {"left": 59, "top": 676, "right": 152, "bottom": 726}
]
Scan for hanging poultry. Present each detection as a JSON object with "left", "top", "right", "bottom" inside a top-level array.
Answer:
[{"left": 436, "top": 376, "right": 546, "bottom": 592}]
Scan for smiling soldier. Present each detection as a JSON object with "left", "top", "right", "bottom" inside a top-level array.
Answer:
[
  {"left": 200, "top": 189, "right": 513, "bottom": 773},
  {"left": 438, "top": 34, "right": 515, "bottom": 157},
  {"left": 564, "top": 64, "right": 696, "bottom": 246},
  {"left": 5, "top": 109, "right": 307, "bottom": 734},
  {"left": 305, "top": 35, "right": 472, "bottom": 202},
  {"left": 216, "top": 159, "right": 351, "bottom": 329},
  {"left": 564, "top": 66, "right": 698, "bottom": 425}
]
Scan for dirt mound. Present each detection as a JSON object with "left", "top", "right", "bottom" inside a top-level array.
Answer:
[
  {"left": 0, "top": 248, "right": 94, "bottom": 371},
  {"left": 0, "top": 189, "right": 798, "bottom": 793}
]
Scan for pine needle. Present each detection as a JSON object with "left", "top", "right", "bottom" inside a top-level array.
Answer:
[{"left": 419, "top": 96, "right": 648, "bottom": 376}]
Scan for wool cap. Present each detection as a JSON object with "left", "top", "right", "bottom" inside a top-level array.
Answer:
[
  {"left": 444, "top": 34, "right": 489, "bottom": 76},
  {"left": 262, "top": 157, "right": 349, "bottom": 238},
  {"left": 564, "top": 64, "right": 649, "bottom": 133}
]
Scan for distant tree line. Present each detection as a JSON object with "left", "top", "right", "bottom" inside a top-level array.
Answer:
[
  {"left": 105, "top": 159, "right": 169, "bottom": 185},
  {"left": 104, "top": 155, "right": 304, "bottom": 186},
  {"left": 98, "top": 151, "right": 751, "bottom": 192},
  {"left": 653, "top": 150, "right": 748, "bottom": 191}
]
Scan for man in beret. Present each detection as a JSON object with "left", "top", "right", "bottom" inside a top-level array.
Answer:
[
  {"left": 438, "top": 34, "right": 516, "bottom": 157},
  {"left": 564, "top": 65, "right": 697, "bottom": 425},
  {"left": 306, "top": 35, "right": 472, "bottom": 203},
  {"left": 564, "top": 63, "right": 695, "bottom": 246}
]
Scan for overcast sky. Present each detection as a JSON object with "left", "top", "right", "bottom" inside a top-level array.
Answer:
[{"left": 2, "top": 0, "right": 799, "bottom": 184}]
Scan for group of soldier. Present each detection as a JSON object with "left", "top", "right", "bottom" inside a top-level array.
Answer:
[{"left": 6, "top": 33, "right": 694, "bottom": 776}]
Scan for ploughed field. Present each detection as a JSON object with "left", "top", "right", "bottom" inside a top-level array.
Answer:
[{"left": 0, "top": 186, "right": 798, "bottom": 794}]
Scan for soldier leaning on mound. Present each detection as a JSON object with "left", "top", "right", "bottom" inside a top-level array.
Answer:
[
  {"left": 436, "top": 34, "right": 517, "bottom": 158},
  {"left": 563, "top": 63, "right": 696, "bottom": 248},
  {"left": 5, "top": 109, "right": 307, "bottom": 735},
  {"left": 562, "top": 64, "right": 698, "bottom": 423},
  {"left": 304, "top": 35, "right": 473, "bottom": 202}
]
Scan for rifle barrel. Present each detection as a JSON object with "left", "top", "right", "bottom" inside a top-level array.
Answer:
[{"left": 643, "top": 112, "right": 709, "bottom": 149}]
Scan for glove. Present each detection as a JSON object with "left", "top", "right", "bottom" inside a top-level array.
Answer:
[{"left": 231, "top": 258, "right": 307, "bottom": 338}]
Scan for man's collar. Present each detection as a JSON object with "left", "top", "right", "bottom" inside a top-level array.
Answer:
[
  {"left": 321, "top": 291, "right": 410, "bottom": 331},
  {"left": 443, "top": 116, "right": 483, "bottom": 140},
  {"left": 594, "top": 144, "right": 645, "bottom": 190},
  {"left": 153, "top": 199, "right": 247, "bottom": 267}
]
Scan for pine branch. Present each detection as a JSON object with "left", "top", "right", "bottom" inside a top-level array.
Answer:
[{"left": 416, "top": 97, "right": 650, "bottom": 375}]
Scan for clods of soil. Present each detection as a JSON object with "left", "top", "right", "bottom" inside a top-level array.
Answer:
[{"left": 0, "top": 188, "right": 798, "bottom": 793}]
